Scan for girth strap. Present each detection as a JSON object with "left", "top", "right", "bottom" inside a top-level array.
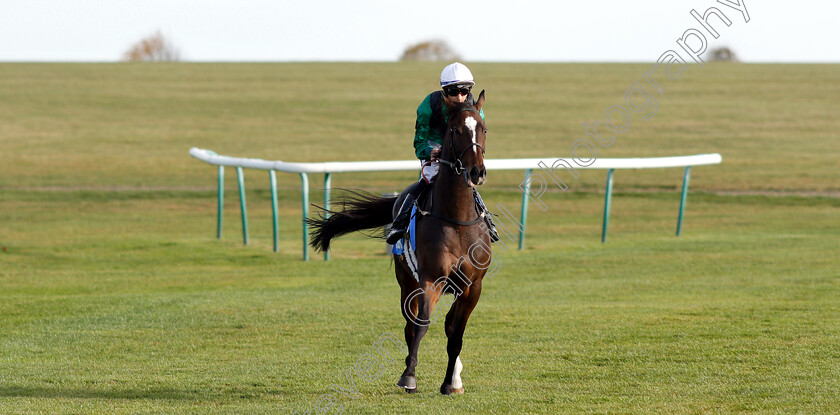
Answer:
[
  {"left": 412, "top": 188, "right": 488, "bottom": 226},
  {"left": 415, "top": 206, "right": 485, "bottom": 226}
]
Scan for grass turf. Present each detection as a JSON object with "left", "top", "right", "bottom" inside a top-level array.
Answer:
[{"left": 1, "top": 62, "right": 839, "bottom": 414}]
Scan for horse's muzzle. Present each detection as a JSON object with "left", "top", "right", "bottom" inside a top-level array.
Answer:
[{"left": 469, "top": 166, "right": 486, "bottom": 186}]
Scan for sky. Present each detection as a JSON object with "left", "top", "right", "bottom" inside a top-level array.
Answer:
[{"left": 1, "top": 0, "right": 838, "bottom": 63}]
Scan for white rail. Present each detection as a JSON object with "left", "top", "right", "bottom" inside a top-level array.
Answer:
[
  {"left": 190, "top": 148, "right": 721, "bottom": 172},
  {"left": 189, "top": 147, "right": 722, "bottom": 260}
]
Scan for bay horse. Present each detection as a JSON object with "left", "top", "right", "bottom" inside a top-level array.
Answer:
[{"left": 307, "top": 90, "right": 491, "bottom": 395}]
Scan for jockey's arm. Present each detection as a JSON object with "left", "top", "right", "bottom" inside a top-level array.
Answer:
[{"left": 413, "top": 95, "right": 434, "bottom": 160}]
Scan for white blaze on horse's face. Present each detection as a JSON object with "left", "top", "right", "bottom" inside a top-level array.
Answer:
[{"left": 464, "top": 116, "right": 479, "bottom": 156}]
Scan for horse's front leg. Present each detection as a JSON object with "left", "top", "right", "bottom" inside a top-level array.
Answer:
[
  {"left": 398, "top": 278, "right": 440, "bottom": 393},
  {"left": 441, "top": 279, "right": 482, "bottom": 395}
]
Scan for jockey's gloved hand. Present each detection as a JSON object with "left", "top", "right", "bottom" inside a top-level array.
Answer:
[{"left": 430, "top": 149, "right": 440, "bottom": 161}]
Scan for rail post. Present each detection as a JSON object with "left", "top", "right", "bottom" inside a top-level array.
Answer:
[
  {"left": 217, "top": 165, "right": 224, "bottom": 239},
  {"left": 323, "top": 173, "right": 332, "bottom": 261},
  {"left": 676, "top": 166, "right": 691, "bottom": 236},
  {"left": 518, "top": 169, "right": 532, "bottom": 250},
  {"left": 601, "top": 169, "right": 614, "bottom": 243},
  {"left": 300, "top": 173, "right": 310, "bottom": 261},
  {"left": 270, "top": 170, "right": 279, "bottom": 252},
  {"left": 236, "top": 166, "right": 249, "bottom": 245}
]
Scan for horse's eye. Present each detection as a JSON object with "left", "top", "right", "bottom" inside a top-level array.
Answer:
[{"left": 484, "top": 129, "right": 488, "bottom": 134}]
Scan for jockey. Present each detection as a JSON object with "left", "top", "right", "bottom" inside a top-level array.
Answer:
[{"left": 386, "top": 62, "right": 499, "bottom": 244}]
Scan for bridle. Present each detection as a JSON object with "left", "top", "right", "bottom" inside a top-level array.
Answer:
[
  {"left": 414, "top": 106, "right": 489, "bottom": 226},
  {"left": 437, "top": 108, "right": 486, "bottom": 181}
]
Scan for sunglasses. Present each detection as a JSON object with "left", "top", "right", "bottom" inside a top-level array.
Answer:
[{"left": 444, "top": 87, "right": 471, "bottom": 97}]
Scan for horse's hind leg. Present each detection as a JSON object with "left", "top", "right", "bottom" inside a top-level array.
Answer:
[
  {"left": 396, "top": 267, "right": 418, "bottom": 392},
  {"left": 441, "top": 279, "right": 482, "bottom": 395}
]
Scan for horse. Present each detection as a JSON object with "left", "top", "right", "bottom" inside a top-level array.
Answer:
[{"left": 307, "top": 90, "right": 491, "bottom": 395}]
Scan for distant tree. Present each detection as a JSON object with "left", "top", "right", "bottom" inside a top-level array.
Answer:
[
  {"left": 400, "top": 40, "right": 461, "bottom": 62},
  {"left": 708, "top": 46, "right": 739, "bottom": 62},
  {"left": 122, "top": 31, "right": 181, "bottom": 62}
]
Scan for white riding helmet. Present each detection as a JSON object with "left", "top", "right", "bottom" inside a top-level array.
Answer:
[{"left": 440, "top": 62, "right": 475, "bottom": 88}]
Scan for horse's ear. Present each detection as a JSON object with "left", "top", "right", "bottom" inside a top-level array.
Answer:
[{"left": 474, "top": 89, "right": 485, "bottom": 111}]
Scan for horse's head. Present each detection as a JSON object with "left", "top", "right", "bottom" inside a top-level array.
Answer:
[{"left": 441, "top": 90, "right": 487, "bottom": 187}]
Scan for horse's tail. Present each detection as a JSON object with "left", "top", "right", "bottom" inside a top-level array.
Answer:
[{"left": 306, "top": 190, "right": 397, "bottom": 252}]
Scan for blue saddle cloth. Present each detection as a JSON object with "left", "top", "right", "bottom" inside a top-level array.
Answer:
[{"left": 391, "top": 205, "right": 417, "bottom": 255}]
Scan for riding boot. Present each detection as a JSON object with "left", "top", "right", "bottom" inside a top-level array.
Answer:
[
  {"left": 474, "top": 189, "right": 501, "bottom": 243},
  {"left": 387, "top": 180, "right": 430, "bottom": 245},
  {"left": 484, "top": 212, "right": 501, "bottom": 243},
  {"left": 386, "top": 194, "right": 416, "bottom": 245}
]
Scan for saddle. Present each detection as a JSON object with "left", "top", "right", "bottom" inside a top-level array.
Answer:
[{"left": 391, "top": 180, "right": 433, "bottom": 256}]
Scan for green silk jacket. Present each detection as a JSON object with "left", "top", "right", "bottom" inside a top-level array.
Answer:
[{"left": 413, "top": 91, "right": 485, "bottom": 160}]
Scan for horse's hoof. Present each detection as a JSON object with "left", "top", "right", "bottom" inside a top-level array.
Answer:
[
  {"left": 440, "top": 384, "right": 465, "bottom": 395},
  {"left": 397, "top": 375, "right": 416, "bottom": 392}
]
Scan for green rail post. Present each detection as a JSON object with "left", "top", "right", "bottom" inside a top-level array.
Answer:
[
  {"left": 518, "top": 169, "right": 532, "bottom": 250},
  {"left": 676, "top": 166, "right": 692, "bottom": 236},
  {"left": 217, "top": 165, "right": 224, "bottom": 239},
  {"left": 323, "top": 173, "right": 331, "bottom": 261},
  {"left": 270, "top": 170, "right": 279, "bottom": 253},
  {"left": 300, "top": 173, "right": 310, "bottom": 261},
  {"left": 601, "top": 169, "right": 614, "bottom": 243},
  {"left": 236, "top": 167, "right": 249, "bottom": 245}
]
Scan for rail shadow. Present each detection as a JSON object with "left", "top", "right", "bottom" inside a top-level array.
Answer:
[{"left": 1, "top": 385, "right": 220, "bottom": 401}]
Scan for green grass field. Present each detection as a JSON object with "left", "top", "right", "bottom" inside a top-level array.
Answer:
[{"left": 1, "top": 63, "right": 839, "bottom": 414}]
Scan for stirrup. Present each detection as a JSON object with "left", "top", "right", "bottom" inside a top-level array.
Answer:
[{"left": 387, "top": 196, "right": 414, "bottom": 244}]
